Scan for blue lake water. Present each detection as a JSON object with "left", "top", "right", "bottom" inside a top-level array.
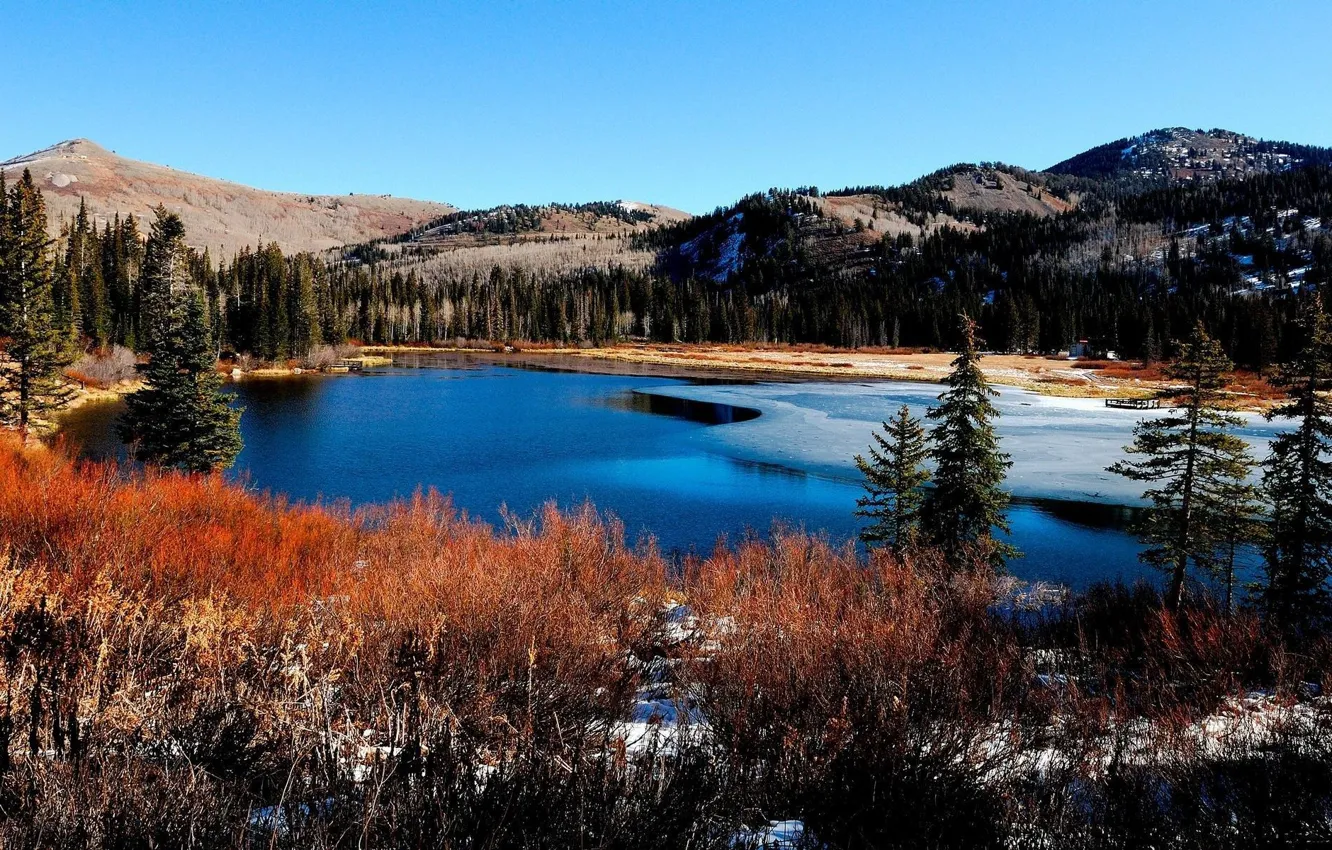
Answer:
[{"left": 60, "top": 354, "right": 1282, "bottom": 590}]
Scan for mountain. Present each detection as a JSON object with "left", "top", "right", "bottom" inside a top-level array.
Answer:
[
  {"left": 1048, "top": 127, "right": 1332, "bottom": 183},
  {"left": 642, "top": 164, "right": 1079, "bottom": 282},
  {"left": 0, "top": 139, "right": 457, "bottom": 256}
]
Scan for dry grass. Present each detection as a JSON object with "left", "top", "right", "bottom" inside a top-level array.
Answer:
[
  {"left": 0, "top": 436, "right": 1327, "bottom": 846},
  {"left": 65, "top": 346, "right": 139, "bottom": 390}
]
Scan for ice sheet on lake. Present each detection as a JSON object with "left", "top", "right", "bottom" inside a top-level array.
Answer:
[{"left": 639, "top": 381, "right": 1283, "bottom": 506}]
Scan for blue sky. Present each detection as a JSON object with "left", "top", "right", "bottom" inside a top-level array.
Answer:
[{"left": 4, "top": 1, "right": 1329, "bottom": 213}]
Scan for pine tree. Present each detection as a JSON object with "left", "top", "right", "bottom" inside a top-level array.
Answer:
[
  {"left": 291, "top": 254, "right": 321, "bottom": 357},
  {"left": 1213, "top": 475, "right": 1265, "bottom": 616},
  {"left": 118, "top": 208, "right": 242, "bottom": 472},
  {"left": 920, "top": 314, "right": 1013, "bottom": 570},
  {"left": 1262, "top": 300, "right": 1332, "bottom": 633},
  {"left": 855, "top": 404, "right": 929, "bottom": 550},
  {"left": 1109, "top": 322, "right": 1257, "bottom": 610},
  {"left": 0, "top": 170, "right": 78, "bottom": 442}
]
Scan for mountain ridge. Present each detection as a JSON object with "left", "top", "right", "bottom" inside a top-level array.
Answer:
[
  {"left": 1047, "top": 126, "right": 1332, "bottom": 182},
  {"left": 0, "top": 138, "right": 459, "bottom": 257}
]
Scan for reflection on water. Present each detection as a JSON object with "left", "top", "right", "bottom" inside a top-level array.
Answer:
[
  {"left": 1019, "top": 497, "right": 1143, "bottom": 531},
  {"left": 604, "top": 390, "right": 761, "bottom": 425},
  {"left": 55, "top": 363, "right": 1172, "bottom": 588},
  {"left": 56, "top": 398, "right": 129, "bottom": 463}
]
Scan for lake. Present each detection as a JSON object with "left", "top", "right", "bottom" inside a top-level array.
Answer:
[{"left": 60, "top": 353, "right": 1285, "bottom": 589}]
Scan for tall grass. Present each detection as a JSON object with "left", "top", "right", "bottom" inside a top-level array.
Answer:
[{"left": 0, "top": 436, "right": 1327, "bottom": 847}]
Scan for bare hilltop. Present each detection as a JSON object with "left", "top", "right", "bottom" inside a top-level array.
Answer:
[{"left": 0, "top": 139, "right": 457, "bottom": 256}]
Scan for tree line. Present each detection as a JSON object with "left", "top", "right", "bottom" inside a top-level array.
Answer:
[{"left": 0, "top": 169, "right": 240, "bottom": 471}]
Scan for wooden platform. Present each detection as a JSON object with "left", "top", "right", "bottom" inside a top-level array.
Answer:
[{"left": 1105, "top": 397, "right": 1159, "bottom": 410}]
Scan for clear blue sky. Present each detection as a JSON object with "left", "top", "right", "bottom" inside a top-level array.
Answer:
[{"left": 4, "top": 1, "right": 1330, "bottom": 213}]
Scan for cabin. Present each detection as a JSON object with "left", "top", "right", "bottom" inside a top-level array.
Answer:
[{"left": 1068, "top": 338, "right": 1117, "bottom": 360}]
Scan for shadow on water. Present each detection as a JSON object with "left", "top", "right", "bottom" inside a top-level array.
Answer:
[
  {"left": 1018, "top": 497, "right": 1145, "bottom": 532},
  {"left": 387, "top": 350, "right": 766, "bottom": 384},
  {"left": 603, "top": 390, "right": 762, "bottom": 425},
  {"left": 54, "top": 398, "right": 129, "bottom": 463},
  {"left": 722, "top": 454, "right": 811, "bottom": 482}
]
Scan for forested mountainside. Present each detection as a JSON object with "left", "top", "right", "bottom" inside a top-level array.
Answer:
[
  {"left": 22, "top": 127, "right": 1332, "bottom": 369},
  {"left": 1048, "top": 127, "right": 1332, "bottom": 183},
  {"left": 398, "top": 200, "right": 690, "bottom": 244}
]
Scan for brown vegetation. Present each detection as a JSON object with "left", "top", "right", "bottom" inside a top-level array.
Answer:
[
  {"left": 64, "top": 346, "right": 139, "bottom": 389},
  {"left": 0, "top": 438, "right": 1327, "bottom": 846}
]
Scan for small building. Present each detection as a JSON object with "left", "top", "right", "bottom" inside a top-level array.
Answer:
[{"left": 1069, "top": 338, "right": 1117, "bottom": 360}]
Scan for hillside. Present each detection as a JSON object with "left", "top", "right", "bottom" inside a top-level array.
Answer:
[
  {"left": 347, "top": 199, "right": 694, "bottom": 283},
  {"left": 1048, "top": 127, "right": 1332, "bottom": 183},
  {"left": 0, "top": 139, "right": 457, "bottom": 256},
  {"left": 639, "top": 165, "right": 1079, "bottom": 283},
  {"left": 402, "top": 200, "right": 691, "bottom": 247}
]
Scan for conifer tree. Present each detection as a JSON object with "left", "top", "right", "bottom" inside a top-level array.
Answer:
[
  {"left": 920, "top": 314, "right": 1013, "bottom": 569},
  {"left": 1262, "top": 300, "right": 1332, "bottom": 632},
  {"left": 1109, "top": 322, "right": 1257, "bottom": 610},
  {"left": 73, "top": 198, "right": 110, "bottom": 347},
  {"left": 856, "top": 404, "right": 929, "bottom": 550},
  {"left": 54, "top": 217, "right": 81, "bottom": 340},
  {"left": 0, "top": 170, "right": 77, "bottom": 442},
  {"left": 1213, "top": 475, "right": 1265, "bottom": 616},
  {"left": 119, "top": 208, "right": 242, "bottom": 472}
]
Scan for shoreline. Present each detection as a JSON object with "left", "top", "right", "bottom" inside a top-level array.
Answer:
[{"left": 360, "top": 343, "right": 1168, "bottom": 399}]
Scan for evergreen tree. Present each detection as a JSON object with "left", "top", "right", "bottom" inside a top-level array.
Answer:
[
  {"left": 0, "top": 170, "right": 77, "bottom": 442},
  {"left": 855, "top": 404, "right": 929, "bottom": 550},
  {"left": 1213, "top": 474, "right": 1265, "bottom": 616},
  {"left": 920, "top": 314, "right": 1013, "bottom": 569},
  {"left": 119, "top": 209, "right": 242, "bottom": 472},
  {"left": 1109, "top": 322, "right": 1257, "bottom": 609},
  {"left": 1262, "top": 300, "right": 1332, "bottom": 633}
]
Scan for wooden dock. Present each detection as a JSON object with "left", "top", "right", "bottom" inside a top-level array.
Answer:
[
  {"left": 1105, "top": 397, "right": 1159, "bottom": 410},
  {"left": 330, "top": 355, "right": 393, "bottom": 372}
]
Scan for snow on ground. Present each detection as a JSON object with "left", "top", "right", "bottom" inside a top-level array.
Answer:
[
  {"left": 680, "top": 213, "right": 746, "bottom": 281},
  {"left": 638, "top": 380, "right": 1282, "bottom": 506},
  {"left": 732, "top": 820, "right": 808, "bottom": 848},
  {"left": 714, "top": 231, "right": 745, "bottom": 279}
]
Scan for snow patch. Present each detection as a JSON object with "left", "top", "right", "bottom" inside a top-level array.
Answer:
[{"left": 733, "top": 820, "right": 809, "bottom": 848}]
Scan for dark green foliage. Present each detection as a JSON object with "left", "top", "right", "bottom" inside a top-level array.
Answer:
[
  {"left": 1109, "top": 323, "right": 1258, "bottom": 609},
  {"left": 920, "top": 315, "right": 1013, "bottom": 569},
  {"left": 119, "top": 208, "right": 242, "bottom": 472},
  {"left": 398, "top": 200, "right": 656, "bottom": 243},
  {"left": 855, "top": 404, "right": 929, "bottom": 550},
  {"left": 0, "top": 170, "right": 78, "bottom": 441},
  {"left": 1262, "top": 299, "right": 1332, "bottom": 633}
]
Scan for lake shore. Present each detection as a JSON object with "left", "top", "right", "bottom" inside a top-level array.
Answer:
[{"left": 361, "top": 343, "right": 1168, "bottom": 399}]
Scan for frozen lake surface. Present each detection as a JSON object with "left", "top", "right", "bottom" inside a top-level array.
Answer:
[{"left": 645, "top": 380, "right": 1282, "bottom": 506}]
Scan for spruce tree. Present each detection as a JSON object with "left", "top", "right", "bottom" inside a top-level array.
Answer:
[
  {"left": 1262, "top": 300, "right": 1332, "bottom": 633},
  {"left": 0, "top": 170, "right": 78, "bottom": 442},
  {"left": 855, "top": 404, "right": 929, "bottom": 551},
  {"left": 1213, "top": 475, "right": 1265, "bottom": 616},
  {"left": 1109, "top": 322, "right": 1257, "bottom": 610},
  {"left": 920, "top": 314, "right": 1013, "bottom": 570},
  {"left": 119, "top": 208, "right": 242, "bottom": 472}
]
